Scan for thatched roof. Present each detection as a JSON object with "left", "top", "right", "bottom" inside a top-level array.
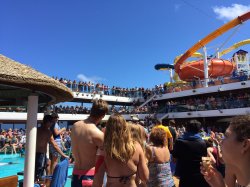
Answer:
[{"left": 0, "top": 54, "right": 73, "bottom": 106}]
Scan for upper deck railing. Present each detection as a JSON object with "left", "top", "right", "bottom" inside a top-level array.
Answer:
[{"left": 55, "top": 73, "right": 250, "bottom": 101}]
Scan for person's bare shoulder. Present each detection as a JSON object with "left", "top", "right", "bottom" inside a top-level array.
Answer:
[
  {"left": 73, "top": 120, "right": 84, "bottom": 127},
  {"left": 90, "top": 126, "right": 104, "bottom": 147},
  {"left": 134, "top": 141, "right": 143, "bottom": 153},
  {"left": 134, "top": 141, "right": 140, "bottom": 147},
  {"left": 71, "top": 120, "right": 85, "bottom": 132}
]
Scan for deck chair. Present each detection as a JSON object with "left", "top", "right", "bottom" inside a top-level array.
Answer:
[
  {"left": 50, "top": 158, "right": 69, "bottom": 187},
  {"left": 0, "top": 175, "right": 18, "bottom": 187}
]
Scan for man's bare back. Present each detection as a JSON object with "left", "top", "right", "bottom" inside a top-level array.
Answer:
[
  {"left": 71, "top": 99, "right": 108, "bottom": 187},
  {"left": 36, "top": 127, "right": 52, "bottom": 153},
  {"left": 71, "top": 119, "right": 104, "bottom": 170}
]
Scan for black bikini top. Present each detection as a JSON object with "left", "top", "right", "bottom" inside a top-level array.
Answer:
[{"left": 107, "top": 172, "right": 137, "bottom": 184}]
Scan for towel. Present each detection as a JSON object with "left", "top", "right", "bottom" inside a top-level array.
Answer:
[{"left": 50, "top": 158, "right": 69, "bottom": 187}]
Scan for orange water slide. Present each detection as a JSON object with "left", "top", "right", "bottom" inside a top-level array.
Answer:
[
  {"left": 173, "top": 52, "right": 202, "bottom": 81},
  {"left": 174, "top": 11, "right": 250, "bottom": 74},
  {"left": 178, "top": 58, "right": 235, "bottom": 81},
  {"left": 174, "top": 39, "right": 250, "bottom": 80}
]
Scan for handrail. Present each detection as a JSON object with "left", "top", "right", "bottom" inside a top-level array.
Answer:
[
  {"left": 138, "top": 94, "right": 156, "bottom": 109},
  {"left": 159, "top": 113, "right": 169, "bottom": 121}
]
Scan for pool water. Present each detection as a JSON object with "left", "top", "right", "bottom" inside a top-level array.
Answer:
[
  {"left": 0, "top": 154, "right": 24, "bottom": 180},
  {"left": 0, "top": 154, "right": 72, "bottom": 187}
]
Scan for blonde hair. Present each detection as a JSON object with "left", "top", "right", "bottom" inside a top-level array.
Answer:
[
  {"left": 104, "top": 114, "right": 135, "bottom": 163},
  {"left": 128, "top": 122, "right": 144, "bottom": 151}
]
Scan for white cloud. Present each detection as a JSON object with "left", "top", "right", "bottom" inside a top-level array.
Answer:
[
  {"left": 213, "top": 4, "right": 250, "bottom": 21},
  {"left": 77, "top": 73, "right": 105, "bottom": 83}
]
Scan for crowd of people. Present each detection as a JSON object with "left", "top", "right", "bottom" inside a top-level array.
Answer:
[
  {"left": 28, "top": 99, "right": 249, "bottom": 187},
  {"left": 69, "top": 101, "right": 250, "bottom": 187},
  {"left": 2, "top": 76, "right": 250, "bottom": 119},
  {"left": 52, "top": 76, "right": 165, "bottom": 98},
  {"left": 2, "top": 87, "right": 250, "bottom": 123},
  {"left": 52, "top": 105, "right": 90, "bottom": 114},
  {"left": 52, "top": 73, "right": 249, "bottom": 99},
  {"left": 1, "top": 98, "right": 249, "bottom": 187},
  {"left": 42, "top": 100, "right": 159, "bottom": 115},
  {"left": 0, "top": 128, "right": 26, "bottom": 154},
  {"left": 164, "top": 92, "right": 250, "bottom": 113}
]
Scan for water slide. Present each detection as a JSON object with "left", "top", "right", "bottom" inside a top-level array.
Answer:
[
  {"left": 173, "top": 39, "right": 250, "bottom": 80},
  {"left": 174, "top": 52, "right": 203, "bottom": 64},
  {"left": 174, "top": 39, "right": 250, "bottom": 63},
  {"left": 219, "top": 39, "right": 250, "bottom": 56},
  {"left": 179, "top": 58, "right": 235, "bottom": 80},
  {"left": 174, "top": 11, "right": 250, "bottom": 77}
]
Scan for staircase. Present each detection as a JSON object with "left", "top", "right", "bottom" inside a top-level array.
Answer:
[{"left": 137, "top": 94, "right": 157, "bottom": 109}]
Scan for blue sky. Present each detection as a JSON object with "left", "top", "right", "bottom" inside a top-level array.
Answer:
[{"left": 1, "top": 0, "right": 250, "bottom": 89}]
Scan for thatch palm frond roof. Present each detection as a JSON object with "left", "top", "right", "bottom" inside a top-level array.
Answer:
[{"left": 0, "top": 54, "right": 73, "bottom": 106}]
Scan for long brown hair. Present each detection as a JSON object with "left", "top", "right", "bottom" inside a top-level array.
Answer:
[{"left": 104, "top": 114, "right": 135, "bottom": 163}]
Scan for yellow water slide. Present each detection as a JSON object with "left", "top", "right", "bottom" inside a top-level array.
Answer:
[
  {"left": 219, "top": 39, "right": 250, "bottom": 56},
  {"left": 174, "top": 52, "right": 202, "bottom": 64}
]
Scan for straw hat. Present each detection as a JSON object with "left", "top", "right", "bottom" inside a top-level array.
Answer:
[{"left": 0, "top": 54, "right": 73, "bottom": 106}]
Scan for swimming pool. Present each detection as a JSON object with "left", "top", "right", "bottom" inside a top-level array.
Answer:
[
  {"left": 0, "top": 154, "right": 72, "bottom": 187},
  {"left": 0, "top": 154, "right": 24, "bottom": 179}
]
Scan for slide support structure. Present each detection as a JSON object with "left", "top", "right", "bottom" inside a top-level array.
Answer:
[{"left": 203, "top": 46, "right": 209, "bottom": 88}]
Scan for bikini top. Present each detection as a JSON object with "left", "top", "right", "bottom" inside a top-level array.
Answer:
[{"left": 107, "top": 172, "right": 137, "bottom": 184}]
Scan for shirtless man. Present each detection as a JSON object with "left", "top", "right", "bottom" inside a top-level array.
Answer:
[
  {"left": 35, "top": 115, "right": 68, "bottom": 181},
  {"left": 71, "top": 99, "right": 108, "bottom": 187}
]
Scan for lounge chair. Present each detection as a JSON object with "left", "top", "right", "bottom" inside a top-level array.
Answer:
[{"left": 0, "top": 175, "right": 18, "bottom": 187}]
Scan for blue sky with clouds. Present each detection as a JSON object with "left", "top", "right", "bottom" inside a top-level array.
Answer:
[{"left": 1, "top": 0, "right": 250, "bottom": 89}]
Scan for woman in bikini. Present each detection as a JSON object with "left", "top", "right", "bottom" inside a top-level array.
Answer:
[
  {"left": 104, "top": 114, "right": 149, "bottom": 187},
  {"left": 128, "top": 122, "right": 148, "bottom": 187}
]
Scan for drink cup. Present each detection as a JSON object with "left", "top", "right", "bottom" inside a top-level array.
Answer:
[{"left": 202, "top": 157, "right": 212, "bottom": 170}]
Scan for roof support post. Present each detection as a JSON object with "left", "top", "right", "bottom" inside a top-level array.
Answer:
[{"left": 23, "top": 94, "right": 38, "bottom": 187}]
